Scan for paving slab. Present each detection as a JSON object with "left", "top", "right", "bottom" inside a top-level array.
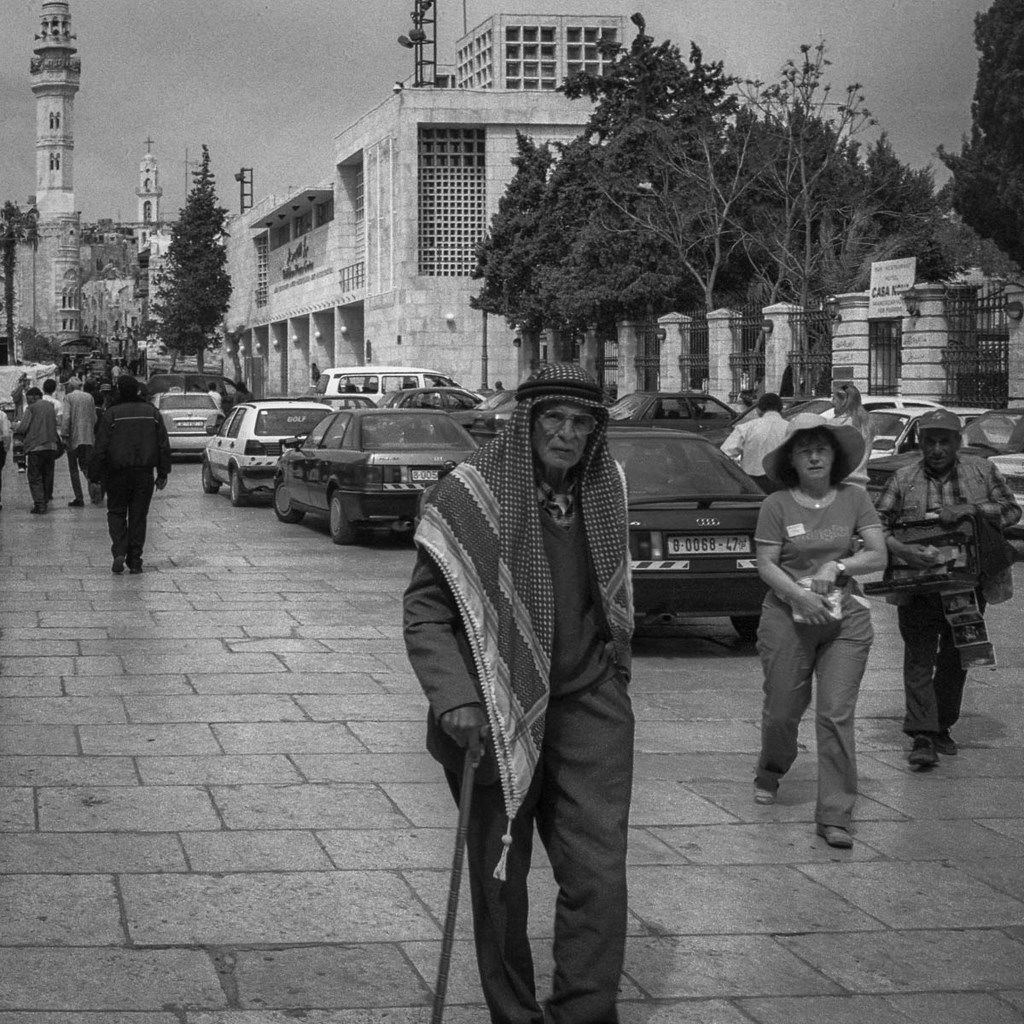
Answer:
[
  {"left": 0, "top": 726, "right": 77, "bottom": 755},
  {"left": 212, "top": 723, "right": 364, "bottom": 754},
  {"left": 851, "top": 818, "right": 1024, "bottom": 860},
  {"left": 121, "top": 695, "right": 304, "bottom": 723},
  {"left": 0, "top": 698, "right": 126, "bottom": 724},
  {"left": 209, "top": 783, "right": 407, "bottom": 830},
  {"left": 135, "top": 754, "right": 302, "bottom": 786},
  {"left": 78, "top": 724, "right": 221, "bottom": 756},
  {"left": 232, "top": 945, "right": 430, "bottom": 1009},
  {"left": 0, "top": 756, "right": 137, "bottom": 788},
  {"left": 293, "top": 694, "right": 427, "bottom": 721},
  {"left": 0, "top": 832, "right": 186, "bottom": 873},
  {"left": 0, "top": 679, "right": 63, "bottom": 698},
  {"left": 64, "top": 675, "right": 195, "bottom": 696},
  {"left": 121, "top": 871, "right": 439, "bottom": 944},
  {"left": 0, "top": 788, "right": 35, "bottom": 830},
  {"left": 37, "top": 786, "right": 221, "bottom": 832},
  {"left": 736, "top": 992, "right": 1024, "bottom": 1024},
  {"left": 188, "top": 673, "right": 383, "bottom": 695},
  {"left": 290, "top": 753, "right": 438, "bottom": 783},
  {"left": 180, "top": 830, "right": 333, "bottom": 872},
  {"left": 0, "top": 948, "right": 225, "bottom": 1010},
  {"left": 0, "top": 875, "right": 123, "bottom": 944}
]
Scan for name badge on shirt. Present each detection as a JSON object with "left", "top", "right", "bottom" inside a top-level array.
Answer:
[{"left": 787, "top": 523, "right": 807, "bottom": 538}]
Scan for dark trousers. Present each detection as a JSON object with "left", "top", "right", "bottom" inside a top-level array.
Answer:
[
  {"left": 446, "top": 672, "right": 634, "bottom": 1024},
  {"left": 106, "top": 467, "right": 155, "bottom": 564},
  {"left": 27, "top": 450, "right": 56, "bottom": 508},
  {"left": 67, "top": 443, "right": 93, "bottom": 502},
  {"left": 898, "top": 591, "right": 987, "bottom": 736},
  {"left": 0, "top": 445, "right": 5, "bottom": 500}
]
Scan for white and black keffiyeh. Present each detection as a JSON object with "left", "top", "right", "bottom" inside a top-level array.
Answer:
[{"left": 414, "top": 364, "right": 633, "bottom": 872}]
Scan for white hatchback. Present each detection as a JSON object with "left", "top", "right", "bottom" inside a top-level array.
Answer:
[{"left": 202, "top": 399, "right": 333, "bottom": 506}]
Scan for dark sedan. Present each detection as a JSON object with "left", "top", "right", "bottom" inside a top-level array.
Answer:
[
  {"left": 273, "top": 408, "right": 477, "bottom": 544},
  {"left": 607, "top": 427, "right": 767, "bottom": 639},
  {"left": 465, "top": 389, "right": 517, "bottom": 442},
  {"left": 607, "top": 391, "right": 737, "bottom": 444},
  {"left": 377, "top": 386, "right": 483, "bottom": 428}
]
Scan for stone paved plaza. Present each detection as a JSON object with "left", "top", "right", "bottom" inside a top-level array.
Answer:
[{"left": 1, "top": 463, "right": 1023, "bottom": 1023}]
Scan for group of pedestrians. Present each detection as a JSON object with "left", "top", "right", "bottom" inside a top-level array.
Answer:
[
  {"left": 3, "top": 373, "right": 171, "bottom": 574},
  {"left": 403, "top": 366, "right": 1020, "bottom": 1022}
]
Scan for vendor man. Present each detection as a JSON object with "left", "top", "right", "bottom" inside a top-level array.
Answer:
[
  {"left": 404, "top": 363, "right": 634, "bottom": 1024},
  {"left": 875, "top": 408, "right": 1020, "bottom": 767}
]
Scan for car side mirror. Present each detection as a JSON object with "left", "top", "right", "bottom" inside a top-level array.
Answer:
[{"left": 281, "top": 436, "right": 305, "bottom": 450}]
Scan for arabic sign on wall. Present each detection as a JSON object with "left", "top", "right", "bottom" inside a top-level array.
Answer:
[
  {"left": 868, "top": 257, "right": 917, "bottom": 319},
  {"left": 268, "top": 226, "right": 328, "bottom": 287}
]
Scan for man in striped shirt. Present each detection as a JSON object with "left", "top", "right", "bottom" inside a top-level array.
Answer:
[{"left": 875, "top": 409, "right": 1020, "bottom": 767}]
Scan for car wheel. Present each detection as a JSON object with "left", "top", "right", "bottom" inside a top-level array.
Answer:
[
  {"left": 201, "top": 459, "right": 220, "bottom": 494},
  {"left": 229, "top": 467, "right": 247, "bottom": 507},
  {"left": 328, "top": 491, "right": 358, "bottom": 545},
  {"left": 273, "top": 479, "right": 304, "bottom": 524},
  {"left": 731, "top": 615, "right": 761, "bottom": 644}
]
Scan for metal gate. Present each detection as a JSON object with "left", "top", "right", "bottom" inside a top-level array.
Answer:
[
  {"left": 728, "top": 304, "right": 764, "bottom": 401},
  {"left": 596, "top": 338, "right": 618, "bottom": 400},
  {"left": 677, "top": 307, "right": 709, "bottom": 390},
  {"left": 868, "top": 320, "right": 901, "bottom": 396},
  {"left": 634, "top": 323, "right": 661, "bottom": 392},
  {"left": 788, "top": 305, "right": 833, "bottom": 396},
  {"left": 942, "top": 284, "right": 1009, "bottom": 407}
]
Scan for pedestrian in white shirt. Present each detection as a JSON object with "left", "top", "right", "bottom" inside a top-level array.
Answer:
[{"left": 720, "top": 392, "right": 790, "bottom": 491}]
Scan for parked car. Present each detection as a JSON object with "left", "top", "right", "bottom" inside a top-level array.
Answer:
[
  {"left": 273, "top": 408, "right": 477, "bottom": 544},
  {"left": 607, "top": 391, "right": 737, "bottom": 444},
  {"left": 313, "top": 365, "right": 462, "bottom": 405},
  {"left": 147, "top": 373, "right": 252, "bottom": 415},
  {"left": 378, "top": 386, "right": 484, "bottom": 430},
  {"left": 465, "top": 389, "right": 517, "bottom": 442},
  {"left": 606, "top": 427, "right": 767, "bottom": 640},
  {"left": 202, "top": 399, "right": 333, "bottom": 506},
  {"left": 318, "top": 394, "right": 377, "bottom": 412},
  {"left": 153, "top": 391, "right": 221, "bottom": 455}
]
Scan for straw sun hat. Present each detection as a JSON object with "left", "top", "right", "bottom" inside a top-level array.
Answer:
[{"left": 762, "top": 413, "right": 866, "bottom": 485}]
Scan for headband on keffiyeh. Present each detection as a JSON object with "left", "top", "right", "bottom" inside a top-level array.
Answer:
[{"left": 414, "top": 363, "right": 633, "bottom": 878}]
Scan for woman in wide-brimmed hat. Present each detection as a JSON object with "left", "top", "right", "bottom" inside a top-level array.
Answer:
[{"left": 753, "top": 413, "right": 888, "bottom": 848}]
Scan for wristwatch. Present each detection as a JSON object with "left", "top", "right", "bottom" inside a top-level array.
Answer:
[{"left": 835, "top": 561, "right": 848, "bottom": 576}]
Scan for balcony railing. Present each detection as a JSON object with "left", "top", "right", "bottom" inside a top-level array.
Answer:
[{"left": 339, "top": 261, "right": 365, "bottom": 293}]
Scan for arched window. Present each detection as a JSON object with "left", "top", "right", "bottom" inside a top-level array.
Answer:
[
  {"left": 49, "top": 152, "right": 61, "bottom": 171},
  {"left": 49, "top": 111, "right": 61, "bottom": 130},
  {"left": 143, "top": 201, "right": 152, "bottom": 222},
  {"left": 144, "top": 177, "right": 151, "bottom": 191}
]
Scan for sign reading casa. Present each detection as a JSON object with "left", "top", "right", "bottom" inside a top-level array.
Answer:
[{"left": 868, "top": 257, "right": 917, "bottom": 319}]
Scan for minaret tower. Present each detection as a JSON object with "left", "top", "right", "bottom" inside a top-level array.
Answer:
[
  {"left": 136, "top": 139, "right": 163, "bottom": 227},
  {"left": 30, "top": 0, "right": 81, "bottom": 345},
  {"left": 31, "top": 1, "right": 80, "bottom": 220}
]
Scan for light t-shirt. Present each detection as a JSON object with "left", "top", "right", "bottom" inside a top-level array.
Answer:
[{"left": 755, "top": 484, "right": 881, "bottom": 582}]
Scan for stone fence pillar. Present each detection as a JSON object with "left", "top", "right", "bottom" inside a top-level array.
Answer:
[
  {"left": 657, "top": 312, "right": 685, "bottom": 392},
  {"left": 762, "top": 303, "right": 800, "bottom": 393},
  {"left": 899, "top": 283, "right": 947, "bottom": 401},
  {"left": 616, "top": 320, "right": 640, "bottom": 396},
  {"left": 1007, "top": 284, "right": 1024, "bottom": 406},
  {"left": 580, "top": 327, "right": 600, "bottom": 383},
  {"left": 706, "top": 308, "right": 734, "bottom": 402},
  {"left": 830, "top": 292, "right": 870, "bottom": 394}
]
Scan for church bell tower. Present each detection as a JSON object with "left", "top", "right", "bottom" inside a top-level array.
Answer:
[
  {"left": 136, "top": 140, "right": 163, "bottom": 227},
  {"left": 31, "top": 0, "right": 80, "bottom": 220}
]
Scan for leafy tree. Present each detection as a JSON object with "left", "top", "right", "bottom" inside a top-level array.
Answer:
[
  {"left": 150, "top": 145, "right": 230, "bottom": 371},
  {"left": 940, "top": 0, "right": 1024, "bottom": 267},
  {"left": 1, "top": 202, "right": 38, "bottom": 361},
  {"left": 16, "top": 326, "right": 60, "bottom": 363}
]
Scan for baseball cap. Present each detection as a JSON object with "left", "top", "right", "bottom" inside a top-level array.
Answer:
[{"left": 916, "top": 409, "right": 962, "bottom": 434}]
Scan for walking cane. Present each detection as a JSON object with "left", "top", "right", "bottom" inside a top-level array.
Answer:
[{"left": 431, "top": 744, "right": 481, "bottom": 1024}]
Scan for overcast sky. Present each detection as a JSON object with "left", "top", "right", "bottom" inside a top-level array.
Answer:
[{"left": 0, "top": 0, "right": 983, "bottom": 221}]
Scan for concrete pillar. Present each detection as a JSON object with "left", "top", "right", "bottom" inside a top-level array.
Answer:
[
  {"left": 288, "top": 316, "right": 310, "bottom": 395},
  {"left": 830, "top": 292, "right": 870, "bottom": 393},
  {"left": 311, "top": 311, "right": 333, "bottom": 377},
  {"left": 580, "top": 327, "right": 600, "bottom": 382},
  {"left": 762, "top": 303, "right": 801, "bottom": 394},
  {"left": 706, "top": 308, "right": 734, "bottom": 403},
  {"left": 1007, "top": 285, "right": 1024, "bottom": 406},
  {"left": 335, "top": 306, "right": 363, "bottom": 366},
  {"left": 269, "top": 322, "right": 287, "bottom": 394},
  {"left": 616, "top": 320, "right": 640, "bottom": 396},
  {"left": 657, "top": 312, "right": 684, "bottom": 392},
  {"left": 899, "top": 284, "right": 947, "bottom": 401},
  {"left": 516, "top": 329, "right": 539, "bottom": 381}
]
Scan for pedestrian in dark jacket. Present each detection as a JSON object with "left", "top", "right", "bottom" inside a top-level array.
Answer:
[
  {"left": 89, "top": 375, "right": 171, "bottom": 574},
  {"left": 404, "top": 363, "right": 634, "bottom": 1024},
  {"left": 14, "top": 387, "right": 59, "bottom": 514}
]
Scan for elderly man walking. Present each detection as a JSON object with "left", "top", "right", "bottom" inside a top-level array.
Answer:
[
  {"left": 405, "top": 363, "right": 635, "bottom": 1024},
  {"left": 89, "top": 375, "right": 171, "bottom": 575},
  {"left": 62, "top": 379, "right": 97, "bottom": 508},
  {"left": 720, "top": 392, "right": 790, "bottom": 491},
  {"left": 876, "top": 408, "right": 1021, "bottom": 766},
  {"left": 14, "top": 387, "right": 59, "bottom": 514}
]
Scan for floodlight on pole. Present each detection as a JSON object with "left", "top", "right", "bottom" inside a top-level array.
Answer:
[{"left": 397, "top": 0, "right": 437, "bottom": 87}]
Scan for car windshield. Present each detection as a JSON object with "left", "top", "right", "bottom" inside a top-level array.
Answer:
[
  {"left": 160, "top": 394, "right": 217, "bottom": 410},
  {"left": 964, "top": 412, "right": 1024, "bottom": 452},
  {"left": 255, "top": 406, "right": 331, "bottom": 436},
  {"left": 608, "top": 433, "right": 762, "bottom": 499},
  {"left": 478, "top": 391, "right": 516, "bottom": 411},
  {"left": 358, "top": 413, "right": 473, "bottom": 450},
  {"left": 782, "top": 398, "right": 833, "bottom": 419},
  {"left": 607, "top": 394, "right": 649, "bottom": 420},
  {"left": 869, "top": 411, "right": 910, "bottom": 438}
]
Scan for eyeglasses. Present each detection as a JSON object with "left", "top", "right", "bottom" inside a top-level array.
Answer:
[{"left": 537, "top": 410, "right": 599, "bottom": 436}]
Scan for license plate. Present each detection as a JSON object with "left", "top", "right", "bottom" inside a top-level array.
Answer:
[
  {"left": 667, "top": 533, "right": 751, "bottom": 555},
  {"left": 411, "top": 468, "right": 439, "bottom": 483}
]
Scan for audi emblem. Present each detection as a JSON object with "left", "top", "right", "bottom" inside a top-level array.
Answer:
[{"left": 695, "top": 517, "right": 720, "bottom": 526}]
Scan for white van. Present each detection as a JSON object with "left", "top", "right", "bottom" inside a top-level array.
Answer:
[{"left": 314, "top": 365, "right": 462, "bottom": 405}]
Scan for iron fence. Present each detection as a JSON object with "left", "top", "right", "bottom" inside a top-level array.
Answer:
[
  {"left": 677, "top": 307, "right": 709, "bottom": 390},
  {"left": 596, "top": 340, "right": 618, "bottom": 400},
  {"left": 942, "top": 284, "right": 1009, "bottom": 407},
  {"left": 728, "top": 304, "right": 764, "bottom": 400},
  {"left": 787, "top": 305, "right": 833, "bottom": 396},
  {"left": 634, "top": 322, "right": 661, "bottom": 392},
  {"left": 868, "top": 319, "right": 901, "bottom": 396}
]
